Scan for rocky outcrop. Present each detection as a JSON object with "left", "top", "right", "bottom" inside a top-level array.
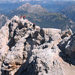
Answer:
[
  {"left": 59, "top": 33, "right": 75, "bottom": 58},
  {"left": 58, "top": 27, "right": 75, "bottom": 58},
  {"left": 15, "top": 47, "right": 63, "bottom": 75},
  {"left": 65, "top": 34, "right": 75, "bottom": 58},
  {"left": 0, "top": 15, "right": 75, "bottom": 75},
  {"left": 61, "top": 28, "right": 73, "bottom": 39},
  {"left": 43, "top": 28, "right": 61, "bottom": 41}
]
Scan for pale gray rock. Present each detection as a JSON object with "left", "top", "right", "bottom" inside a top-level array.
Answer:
[
  {"left": 0, "top": 22, "right": 9, "bottom": 75},
  {"left": 0, "top": 22, "right": 9, "bottom": 60},
  {"left": 15, "top": 48, "right": 63, "bottom": 75},
  {"left": 35, "top": 26, "right": 40, "bottom": 32},
  {"left": 42, "top": 28, "right": 61, "bottom": 41},
  {"left": 0, "top": 16, "right": 35, "bottom": 74},
  {"left": 59, "top": 33, "right": 75, "bottom": 58},
  {"left": 44, "top": 34, "right": 49, "bottom": 43},
  {"left": 61, "top": 28, "right": 73, "bottom": 39},
  {"left": 8, "top": 22, "right": 18, "bottom": 38},
  {"left": 58, "top": 37, "right": 70, "bottom": 52},
  {"left": 2, "top": 36, "right": 26, "bottom": 75},
  {"left": 65, "top": 34, "right": 75, "bottom": 58}
]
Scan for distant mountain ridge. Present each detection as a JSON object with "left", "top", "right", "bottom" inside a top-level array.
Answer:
[
  {"left": 61, "top": 5, "right": 75, "bottom": 22},
  {"left": 0, "top": 14, "right": 8, "bottom": 28},
  {"left": 17, "top": 3, "right": 48, "bottom": 14}
]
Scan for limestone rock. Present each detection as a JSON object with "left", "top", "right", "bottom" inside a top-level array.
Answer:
[
  {"left": 0, "top": 22, "right": 9, "bottom": 60},
  {"left": 61, "top": 28, "right": 73, "bottom": 39},
  {"left": 65, "top": 34, "right": 75, "bottom": 58},
  {"left": 59, "top": 33, "right": 75, "bottom": 58},
  {"left": 0, "top": 21, "right": 9, "bottom": 75},
  {"left": 58, "top": 37, "right": 70, "bottom": 52},
  {"left": 43, "top": 28, "right": 61, "bottom": 41},
  {"left": 15, "top": 48, "right": 63, "bottom": 75},
  {"left": 2, "top": 36, "right": 26, "bottom": 75}
]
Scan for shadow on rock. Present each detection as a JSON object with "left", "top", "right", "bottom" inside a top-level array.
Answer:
[
  {"left": 14, "top": 56, "right": 38, "bottom": 75},
  {"left": 58, "top": 33, "right": 75, "bottom": 66},
  {"left": 59, "top": 52, "right": 75, "bottom": 66}
]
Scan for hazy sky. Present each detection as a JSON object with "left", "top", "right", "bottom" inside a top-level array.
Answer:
[{"left": 0, "top": 0, "right": 75, "bottom": 2}]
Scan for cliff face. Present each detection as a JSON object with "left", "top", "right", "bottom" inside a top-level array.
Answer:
[{"left": 0, "top": 16, "right": 75, "bottom": 75}]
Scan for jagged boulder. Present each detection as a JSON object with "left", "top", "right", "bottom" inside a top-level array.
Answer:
[
  {"left": 58, "top": 37, "right": 70, "bottom": 52},
  {"left": 59, "top": 33, "right": 75, "bottom": 58},
  {"left": 61, "top": 28, "right": 73, "bottom": 39},
  {"left": 43, "top": 28, "right": 61, "bottom": 41},
  {"left": 0, "top": 21, "right": 10, "bottom": 75},
  {"left": 65, "top": 34, "right": 75, "bottom": 58},
  {"left": 2, "top": 37, "right": 26, "bottom": 74},
  {"left": 0, "top": 20, "right": 10, "bottom": 60}
]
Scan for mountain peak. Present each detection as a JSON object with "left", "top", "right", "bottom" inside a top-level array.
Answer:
[
  {"left": 17, "top": 3, "right": 31, "bottom": 11},
  {"left": 21, "top": 3, "right": 31, "bottom": 7},
  {"left": 17, "top": 3, "right": 48, "bottom": 14}
]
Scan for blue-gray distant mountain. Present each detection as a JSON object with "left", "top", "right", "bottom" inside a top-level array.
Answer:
[
  {"left": 8, "top": 3, "right": 49, "bottom": 17},
  {"left": 0, "top": 14, "right": 8, "bottom": 28},
  {"left": 61, "top": 5, "right": 75, "bottom": 22},
  {"left": 16, "top": 3, "right": 49, "bottom": 14}
]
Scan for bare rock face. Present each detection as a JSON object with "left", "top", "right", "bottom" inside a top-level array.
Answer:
[
  {"left": 61, "top": 28, "right": 73, "bottom": 39},
  {"left": 15, "top": 47, "right": 63, "bottom": 75},
  {"left": 58, "top": 37, "right": 70, "bottom": 52},
  {"left": 59, "top": 33, "right": 75, "bottom": 58},
  {"left": 43, "top": 28, "right": 61, "bottom": 41},
  {"left": 0, "top": 15, "right": 75, "bottom": 75},
  {"left": 0, "top": 20, "right": 10, "bottom": 74},
  {"left": 65, "top": 34, "right": 75, "bottom": 58}
]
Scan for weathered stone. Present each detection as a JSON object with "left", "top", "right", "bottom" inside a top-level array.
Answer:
[
  {"left": 1, "top": 36, "right": 27, "bottom": 74},
  {"left": 15, "top": 48, "right": 63, "bottom": 75},
  {"left": 65, "top": 34, "right": 75, "bottom": 58},
  {"left": 58, "top": 37, "right": 70, "bottom": 52},
  {"left": 61, "top": 28, "right": 73, "bottom": 39},
  {"left": 43, "top": 28, "right": 61, "bottom": 41},
  {"left": 0, "top": 23, "right": 9, "bottom": 60},
  {"left": 44, "top": 34, "right": 49, "bottom": 43},
  {"left": 35, "top": 26, "right": 40, "bottom": 31}
]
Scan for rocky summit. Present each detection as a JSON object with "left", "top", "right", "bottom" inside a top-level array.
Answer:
[{"left": 0, "top": 15, "right": 75, "bottom": 75}]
